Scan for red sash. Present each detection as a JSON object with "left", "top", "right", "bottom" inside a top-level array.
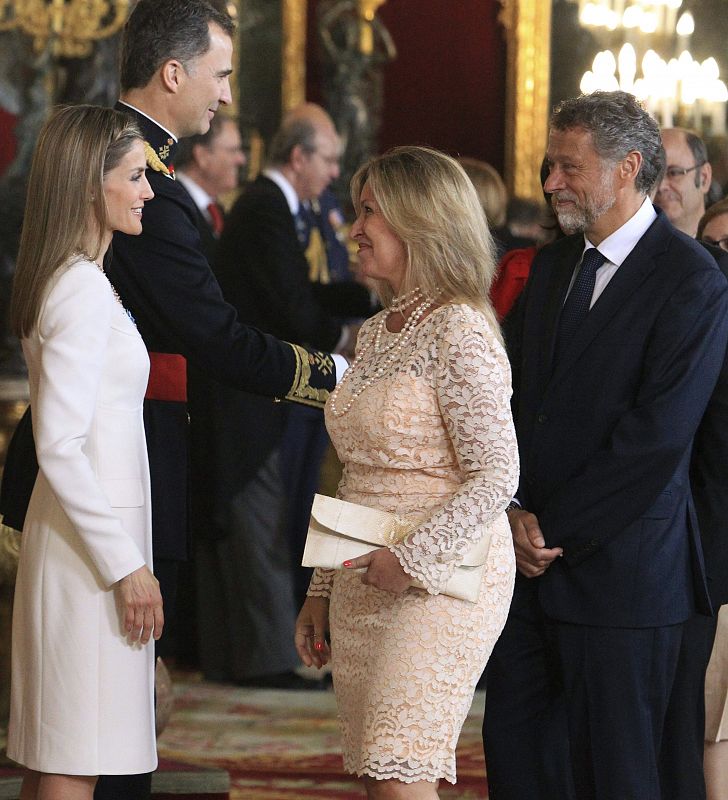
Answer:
[{"left": 145, "top": 352, "right": 187, "bottom": 402}]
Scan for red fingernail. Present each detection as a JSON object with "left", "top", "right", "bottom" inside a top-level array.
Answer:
[
  {"left": 343, "top": 560, "right": 352, "bottom": 567},
  {"left": 314, "top": 641, "right": 324, "bottom": 652}
]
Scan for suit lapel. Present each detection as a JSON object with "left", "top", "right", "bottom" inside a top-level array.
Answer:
[
  {"left": 533, "top": 236, "right": 584, "bottom": 393},
  {"left": 548, "top": 212, "right": 672, "bottom": 384}
]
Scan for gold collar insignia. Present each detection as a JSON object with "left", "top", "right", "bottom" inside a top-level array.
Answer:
[{"left": 144, "top": 141, "right": 175, "bottom": 179}]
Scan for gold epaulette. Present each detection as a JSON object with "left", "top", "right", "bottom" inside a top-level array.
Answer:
[
  {"left": 284, "top": 343, "right": 333, "bottom": 408},
  {"left": 144, "top": 142, "right": 175, "bottom": 179}
]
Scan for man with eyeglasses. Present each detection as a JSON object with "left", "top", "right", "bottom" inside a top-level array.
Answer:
[
  {"left": 654, "top": 128, "right": 713, "bottom": 237},
  {"left": 190, "top": 103, "right": 371, "bottom": 688},
  {"left": 657, "top": 127, "right": 728, "bottom": 800}
]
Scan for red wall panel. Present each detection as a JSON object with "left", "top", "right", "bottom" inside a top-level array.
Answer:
[{"left": 306, "top": 0, "right": 507, "bottom": 174}]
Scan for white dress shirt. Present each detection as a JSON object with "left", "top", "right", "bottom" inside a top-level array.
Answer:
[{"left": 568, "top": 197, "right": 658, "bottom": 307}]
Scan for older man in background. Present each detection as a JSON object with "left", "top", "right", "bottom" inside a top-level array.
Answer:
[
  {"left": 654, "top": 127, "right": 713, "bottom": 236},
  {"left": 191, "top": 103, "right": 370, "bottom": 688}
]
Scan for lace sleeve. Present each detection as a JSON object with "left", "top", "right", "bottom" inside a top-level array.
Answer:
[
  {"left": 389, "top": 310, "right": 519, "bottom": 594},
  {"left": 307, "top": 567, "right": 335, "bottom": 598}
]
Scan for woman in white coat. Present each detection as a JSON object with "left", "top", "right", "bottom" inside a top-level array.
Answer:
[{"left": 7, "top": 104, "right": 161, "bottom": 800}]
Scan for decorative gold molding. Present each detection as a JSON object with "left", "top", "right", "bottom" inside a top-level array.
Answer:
[
  {"left": 281, "top": 0, "right": 307, "bottom": 113},
  {"left": 499, "top": 0, "right": 551, "bottom": 200},
  {"left": 279, "top": 0, "right": 548, "bottom": 198},
  {"left": 228, "top": 0, "right": 240, "bottom": 117}
]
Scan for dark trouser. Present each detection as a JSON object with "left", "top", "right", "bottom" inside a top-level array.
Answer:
[
  {"left": 483, "top": 579, "right": 573, "bottom": 800},
  {"left": 195, "top": 449, "right": 300, "bottom": 681},
  {"left": 93, "top": 559, "right": 179, "bottom": 800},
  {"left": 93, "top": 773, "right": 152, "bottom": 800},
  {"left": 658, "top": 612, "right": 719, "bottom": 800},
  {"left": 278, "top": 404, "right": 330, "bottom": 606},
  {"left": 484, "top": 578, "right": 684, "bottom": 800}
]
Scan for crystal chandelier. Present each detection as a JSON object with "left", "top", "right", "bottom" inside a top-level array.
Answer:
[{"left": 572, "top": 0, "right": 727, "bottom": 135}]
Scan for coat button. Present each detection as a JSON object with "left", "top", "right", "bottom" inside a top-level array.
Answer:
[{"left": 537, "top": 413, "right": 548, "bottom": 423}]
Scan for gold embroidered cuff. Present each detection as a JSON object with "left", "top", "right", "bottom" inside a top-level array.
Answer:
[{"left": 284, "top": 343, "right": 333, "bottom": 408}]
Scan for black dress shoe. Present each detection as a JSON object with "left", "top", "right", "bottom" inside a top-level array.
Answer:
[{"left": 236, "top": 671, "right": 328, "bottom": 690}]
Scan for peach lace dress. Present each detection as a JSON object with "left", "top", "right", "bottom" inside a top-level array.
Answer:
[{"left": 309, "top": 302, "right": 518, "bottom": 784}]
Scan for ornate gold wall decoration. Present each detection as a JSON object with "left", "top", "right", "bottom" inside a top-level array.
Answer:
[
  {"left": 499, "top": 0, "right": 551, "bottom": 200},
  {"left": 1, "top": 0, "right": 129, "bottom": 57},
  {"left": 227, "top": 0, "right": 239, "bottom": 117},
  {"left": 281, "top": 0, "right": 307, "bottom": 113},
  {"left": 255, "top": 0, "right": 549, "bottom": 196}
]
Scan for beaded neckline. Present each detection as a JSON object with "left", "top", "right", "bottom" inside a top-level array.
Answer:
[{"left": 88, "top": 258, "right": 137, "bottom": 327}]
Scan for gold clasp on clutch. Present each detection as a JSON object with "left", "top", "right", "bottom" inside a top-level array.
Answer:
[{"left": 383, "top": 514, "right": 412, "bottom": 546}]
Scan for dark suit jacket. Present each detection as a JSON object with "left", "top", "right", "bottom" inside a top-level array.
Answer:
[
  {"left": 187, "top": 176, "right": 369, "bottom": 536},
  {"left": 0, "top": 108, "right": 338, "bottom": 561},
  {"left": 214, "top": 175, "right": 369, "bottom": 345},
  {"left": 690, "top": 243, "right": 728, "bottom": 608},
  {"left": 505, "top": 209, "right": 728, "bottom": 628}
]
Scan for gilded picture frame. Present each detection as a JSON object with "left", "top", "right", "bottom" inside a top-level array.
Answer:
[{"left": 277, "top": 0, "right": 551, "bottom": 200}]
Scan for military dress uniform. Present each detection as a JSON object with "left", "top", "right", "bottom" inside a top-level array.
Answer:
[{"left": 108, "top": 103, "right": 334, "bottom": 578}]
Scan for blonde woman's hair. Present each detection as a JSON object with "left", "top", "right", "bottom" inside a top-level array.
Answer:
[
  {"left": 11, "top": 104, "right": 143, "bottom": 338},
  {"left": 351, "top": 145, "right": 502, "bottom": 343},
  {"left": 457, "top": 157, "right": 508, "bottom": 228}
]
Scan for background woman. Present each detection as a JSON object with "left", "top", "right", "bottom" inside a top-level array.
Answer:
[
  {"left": 295, "top": 146, "right": 518, "bottom": 799},
  {"left": 699, "top": 198, "right": 728, "bottom": 252},
  {"left": 7, "top": 104, "right": 160, "bottom": 800}
]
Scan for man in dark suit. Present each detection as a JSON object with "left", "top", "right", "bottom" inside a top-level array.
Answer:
[
  {"left": 175, "top": 113, "right": 246, "bottom": 260},
  {"left": 656, "top": 128, "right": 728, "bottom": 800},
  {"left": 1, "top": 2, "right": 345, "bottom": 797},
  {"left": 190, "top": 104, "right": 370, "bottom": 687},
  {"left": 482, "top": 91, "right": 728, "bottom": 800}
]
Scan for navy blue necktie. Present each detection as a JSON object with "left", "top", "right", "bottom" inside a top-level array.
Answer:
[{"left": 555, "top": 247, "right": 606, "bottom": 361}]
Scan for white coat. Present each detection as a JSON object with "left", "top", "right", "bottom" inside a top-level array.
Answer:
[{"left": 7, "top": 258, "right": 157, "bottom": 775}]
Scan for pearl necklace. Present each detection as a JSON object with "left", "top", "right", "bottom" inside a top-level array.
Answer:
[
  {"left": 389, "top": 287, "right": 424, "bottom": 313},
  {"left": 329, "top": 292, "right": 439, "bottom": 418}
]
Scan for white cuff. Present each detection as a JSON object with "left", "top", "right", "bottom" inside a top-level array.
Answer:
[{"left": 332, "top": 354, "right": 349, "bottom": 383}]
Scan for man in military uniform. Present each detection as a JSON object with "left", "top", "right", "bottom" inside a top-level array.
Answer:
[{"left": 1, "top": 1, "right": 344, "bottom": 798}]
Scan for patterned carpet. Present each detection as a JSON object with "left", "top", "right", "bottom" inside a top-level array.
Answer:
[
  {"left": 0, "top": 675, "right": 488, "bottom": 798},
  {"left": 157, "top": 675, "right": 489, "bottom": 799}
]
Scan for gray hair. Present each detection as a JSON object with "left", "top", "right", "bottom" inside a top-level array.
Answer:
[
  {"left": 551, "top": 91, "right": 661, "bottom": 194},
  {"left": 267, "top": 117, "right": 318, "bottom": 167}
]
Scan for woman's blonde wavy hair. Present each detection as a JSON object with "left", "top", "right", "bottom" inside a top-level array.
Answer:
[
  {"left": 350, "top": 145, "right": 502, "bottom": 343},
  {"left": 11, "top": 104, "right": 143, "bottom": 338}
]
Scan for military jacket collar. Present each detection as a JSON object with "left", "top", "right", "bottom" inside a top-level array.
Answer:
[{"left": 115, "top": 101, "right": 177, "bottom": 176}]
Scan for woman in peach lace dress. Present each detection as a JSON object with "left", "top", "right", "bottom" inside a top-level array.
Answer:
[{"left": 295, "top": 146, "right": 519, "bottom": 800}]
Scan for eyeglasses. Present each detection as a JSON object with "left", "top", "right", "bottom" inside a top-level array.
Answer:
[
  {"left": 703, "top": 235, "right": 728, "bottom": 252},
  {"left": 665, "top": 162, "right": 705, "bottom": 180},
  {"left": 314, "top": 151, "right": 340, "bottom": 167}
]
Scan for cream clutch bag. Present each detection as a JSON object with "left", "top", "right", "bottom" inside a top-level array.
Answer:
[{"left": 302, "top": 493, "right": 508, "bottom": 603}]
